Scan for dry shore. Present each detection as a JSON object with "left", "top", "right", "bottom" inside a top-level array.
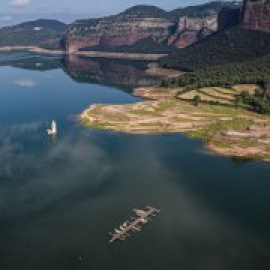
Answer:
[
  {"left": 0, "top": 46, "right": 167, "bottom": 60},
  {"left": 75, "top": 51, "right": 167, "bottom": 60},
  {"left": 80, "top": 85, "right": 270, "bottom": 162},
  {"left": 145, "top": 67, "right": 183, "bottom": 78}
]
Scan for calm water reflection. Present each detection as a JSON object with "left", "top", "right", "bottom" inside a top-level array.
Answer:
[{"left": 0, "top": 53, "right": 270, "bottom": 270}]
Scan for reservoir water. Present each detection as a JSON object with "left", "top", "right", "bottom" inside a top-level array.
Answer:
[{"left": 0, "top": 52, "right": 270, "bottom": 270}]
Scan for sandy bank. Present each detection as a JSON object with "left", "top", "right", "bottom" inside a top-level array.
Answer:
[
  {"left": 0, "top": 46, "right": 167, "bottom": 60},
  {"left": 80, "top": 85, "right": 270, "bottom": 163}
]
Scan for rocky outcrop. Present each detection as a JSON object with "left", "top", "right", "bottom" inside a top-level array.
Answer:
[
  {"left": 169, "top": 16, "right": 217, "bottom": 48},
  {"left": 65, "top": 4, "right": 230, "bottom": 52},
  {"left": 242, "top": 0, "right": 270, "bottom": 33},
  {"left": 66, "top": 15, "right": 218, "bottom": 51},
  {"left": 66, "top": 16, "right": 174, "bottom": 52}
]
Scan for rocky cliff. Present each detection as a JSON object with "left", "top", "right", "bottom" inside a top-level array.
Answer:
[
  {"left": 242, "top": 0, "right": 270, "bottom": 33},
  {"left": 66, "top": 16, "right": 174, "bottom": 52},
  {"left": 65, "top": 3, "right": 238, "bottom": 52},
  {"left": 0, "top": 2, "right": 242, "bottom": 51},
  {"left": 168, "top": 16, "right": 217, "bottom": 48}
]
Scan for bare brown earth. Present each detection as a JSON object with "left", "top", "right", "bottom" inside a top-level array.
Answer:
[
  {"left": 145, "top": 67, "right": 184, "bottom": 78},
  {"left": 80, "top": 85, "right": 270, "bottom": 162}
]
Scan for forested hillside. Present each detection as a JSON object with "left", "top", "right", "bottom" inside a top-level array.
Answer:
[
  {"left": 161, "top": 27, "right": 270, "bottom": 71},
  {"left": 0, "top": 19, "right": 66, "bottom": 47}
]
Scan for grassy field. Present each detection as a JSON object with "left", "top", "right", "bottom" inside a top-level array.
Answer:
[{"left": 177, "top": 85, "right": 258, "bottom": 105}]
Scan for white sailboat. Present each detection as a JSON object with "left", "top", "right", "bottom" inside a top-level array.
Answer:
[{"left": 47, "top": 120, "right": 57, "bottom": 135}]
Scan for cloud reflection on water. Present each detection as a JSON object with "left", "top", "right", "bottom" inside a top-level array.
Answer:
[
  {"left": 0, "top": 123, "right": 269, "bottom": 270},
  {"left": 13, "top": 77, "right": 36, "bottom": 88}
]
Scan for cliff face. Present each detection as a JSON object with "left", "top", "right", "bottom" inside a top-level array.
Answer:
[
  {"left": 242, "top": 0, "right": 270, "bottom": 33},
  {"left": 66, "top": 15, "right": 218, "bottom": 51},
  {"left": 169, "top": 16, "right": 217, "bottom": 48},
  {"left": 65, "top": 5, "right": 226, "bottom": 52},
  {"left": 66, "top": 16, "right": 174, "bottom": 52}
]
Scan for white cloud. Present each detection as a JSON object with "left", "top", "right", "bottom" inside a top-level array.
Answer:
[
  {"left": 0, "top": 15, "right": 13, "bottom": 21},
  {"left": 14, "top": 78, "right": 36, "bottom": 88},
  {"left": 10, "top": 0, "right": 31, "bottom": 8}
]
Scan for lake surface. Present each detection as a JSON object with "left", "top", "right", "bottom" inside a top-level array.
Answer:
[{"left": 0, "top": 52, "right": 270, "bottom": 270}]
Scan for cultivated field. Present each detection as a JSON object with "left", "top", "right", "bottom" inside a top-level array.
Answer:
[{"left": 177, "top": 85, "right": 258, "bottom": 105}]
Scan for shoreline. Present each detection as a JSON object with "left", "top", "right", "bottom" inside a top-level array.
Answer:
[
  {"left": 75, "top": 51, "right": 167, "bottom": 61},
  {"left": 80, "top": 85, "right": 270, "bottom": 163},
  {"left": 0, "top": 46, "right": 167, "bottom": 60}
]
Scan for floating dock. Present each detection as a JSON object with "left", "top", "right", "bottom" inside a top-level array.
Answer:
[{"left": 109, "top": 206, "right": 160, "bottom": 243}]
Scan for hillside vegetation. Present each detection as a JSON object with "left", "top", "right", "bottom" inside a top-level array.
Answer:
[
  {"left": 163, "top": 53, "right": 270, "bottom": 88},
  {"left": 161, "top": 27, "right": 270, "bottom": 71},
  {"left": 160, "top": 24, "right": 270, "bottom": 114},
  {"left": 0, "top": 19, "right": 66, "bottom": 47}
]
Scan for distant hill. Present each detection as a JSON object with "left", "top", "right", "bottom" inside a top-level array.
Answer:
[
  {"left": 15, "top": 19, "right": 66, "bottom": 31},
  {"left": 0, "top": 19, "right": 66, "bottom": 47},
  {"left": 118, "top": 5, "right": 171, "bottom": 19},
  {"left": 170, "top": 1, "right": 241, "bottom": 18}
]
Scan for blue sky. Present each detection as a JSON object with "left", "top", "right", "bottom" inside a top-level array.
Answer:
[
  {"left": 0, "top": 0, "right": 213, "bottom": 27},
  {"left": 2, "top": 0, "right": 212, "bottom": 14}
]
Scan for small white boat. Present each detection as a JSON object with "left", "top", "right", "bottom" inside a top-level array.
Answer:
[{"left": 47, "top": 120, "right": 57, "bottom": 135}]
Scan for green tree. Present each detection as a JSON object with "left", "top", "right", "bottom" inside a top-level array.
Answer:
[{"left": 193, "top": 95, "right": 201, "bottom": 106}]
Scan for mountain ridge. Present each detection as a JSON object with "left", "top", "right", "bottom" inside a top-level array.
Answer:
[
  {"left": 0, "top": 1, "right": 269, "bottom": 53},
  {"left": 65, "top": 1, "right": 240, "bottom": 52}
]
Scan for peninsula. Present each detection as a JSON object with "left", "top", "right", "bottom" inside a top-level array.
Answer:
[{"left": 80, "top": 84, "right": 270, "bottom": 162}]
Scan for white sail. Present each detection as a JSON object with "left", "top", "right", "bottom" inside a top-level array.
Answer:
[
  {"left": 51, "top": 120, "right": 57, "bottom": 134},
  {"left": 47, "top": 120, "right": 57, "bottom": 135}
]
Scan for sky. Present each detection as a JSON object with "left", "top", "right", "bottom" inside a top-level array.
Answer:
[{"left": 0, "top": 0, "right": 217, "bottom": 27}]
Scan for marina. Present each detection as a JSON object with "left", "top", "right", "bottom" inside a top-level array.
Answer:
[{"left": 109, "top": 206, "right": 161, "bottom": 243}]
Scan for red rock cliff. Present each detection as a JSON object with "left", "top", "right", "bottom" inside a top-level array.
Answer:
[
  {"left": 169, "top": 16, "right": 217, "bottom": 48},
  {"left": 242, "top": 0, "right": 270, "bottom": 33},
  {"left": 65, "top": 4, "right": 244, "bottom": 52},
  {"left": 65, "top": 16, "right": 174, "bottom": 52}
]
